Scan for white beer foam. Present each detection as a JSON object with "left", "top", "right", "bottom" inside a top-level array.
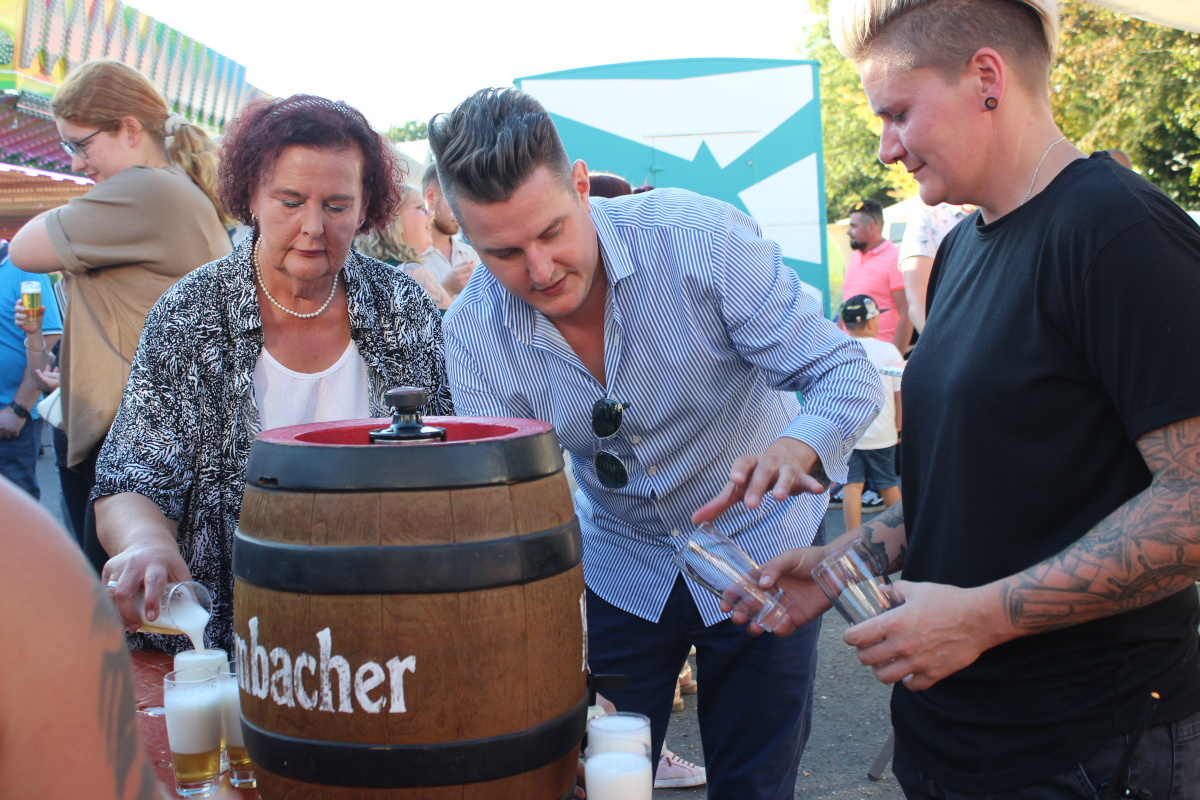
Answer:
[{"left": 165, "top": 684, "right": 222, "bottom": 754}]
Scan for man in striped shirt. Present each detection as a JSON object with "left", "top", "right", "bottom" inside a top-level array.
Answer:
[{"left": 430, "top": 88, "right": 883, "bottom": 800}]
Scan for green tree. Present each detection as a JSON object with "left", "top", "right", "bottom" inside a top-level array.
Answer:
[
  {"left": 800, "top": 0, "right": 914, "bottom": 222},
  {"left": 801, "top": 0, "right": 1200, "bottom": 215},
  {"left": 1052, "top": 0, "right": 1200, "bottom": 208},
  {"left": 384, "top": 120, "right": 429, "bottom": 143}
]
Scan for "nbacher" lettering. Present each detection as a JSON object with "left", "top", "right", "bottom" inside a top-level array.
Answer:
[{"left": 234, "top": 617, "right": 417, "bottom": 715}]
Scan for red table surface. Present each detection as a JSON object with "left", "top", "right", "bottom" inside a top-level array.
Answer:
[{"left": 132, "top": 650, "right": 259, "bottom": 798}]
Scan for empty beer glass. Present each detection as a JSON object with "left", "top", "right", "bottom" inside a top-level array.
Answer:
[
  {"left": 164, "top": 669, "right": 222, "bottom": 796},
  {"left": 673, "top": 523, "right": 794, "bottom": 632},
  {"left": 811, "top": 538, "right": 904, "bottom": 625},
  {"left": 218, "top": 664, "right": 256, "bottom": 788}
]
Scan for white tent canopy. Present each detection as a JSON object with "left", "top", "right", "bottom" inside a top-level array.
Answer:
[{"left": 1084, "top": 0, "right": 1200, "bottom": 34}]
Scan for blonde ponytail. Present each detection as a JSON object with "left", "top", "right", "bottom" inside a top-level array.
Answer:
[
  {"left": 53, "top": 59, "right": 230, "bottom": 225},
  {"left": 163, "top": 117, "right": 230, "bottom": 225}
]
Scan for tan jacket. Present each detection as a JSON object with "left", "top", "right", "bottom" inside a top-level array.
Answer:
[{"left": 46, "top": 164, "right": 231, "bottom": 466}]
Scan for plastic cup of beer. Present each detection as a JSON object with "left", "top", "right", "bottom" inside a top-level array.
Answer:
[
  {"left": 19, "top": 280, "right": 43, "bottom": 324},
  {"left": 218, "top": 663, "right": 256, "bottom": 788},
  {"left": 811, "top": 538, "right": 905, "bottom": 625},
  {"left": 584, "top": 742, "right": 653, "bottom": 800},
  {"left": 672, "top": 523, "right": 794, "bottom": 632},
  {"left": 164, "top": 668, "right": 222, "bottom": 796},
  {"left": 132, "top": 582, "right": 212, "bottom": 650},
  {"left": 176, "top": 649, "right": 229, "bottom": 773},
  {"left": 587, "top": 712, "right": 651, "bottom": 753}
]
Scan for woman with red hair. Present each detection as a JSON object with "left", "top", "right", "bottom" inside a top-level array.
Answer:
[{"left": 94, "top": 95, "right": 452, "bottom": 656}]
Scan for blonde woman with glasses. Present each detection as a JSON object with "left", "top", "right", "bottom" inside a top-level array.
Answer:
[{"left": 9, "top": 60, "right": 231, "bottom": 577}]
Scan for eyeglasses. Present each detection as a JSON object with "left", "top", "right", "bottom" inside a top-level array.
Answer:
[
  {"left": 60, "top": 129, "right": 104, "bottom": 160},
  {"left": 593, "top": 398, "right": 630, "bottom": 489}
]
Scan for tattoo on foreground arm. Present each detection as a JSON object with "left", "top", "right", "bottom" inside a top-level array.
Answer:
[
  {"left": 1002, "top": 416, "right": 1200, "bottom": 633},
  {"left": 93, "top": 585, "right": 145, "bottom": 800},
  {"left": 859, "top": 501, "right": 907, "bottom": 573}
]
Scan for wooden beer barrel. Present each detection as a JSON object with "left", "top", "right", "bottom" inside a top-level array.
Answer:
[{"left": 233, "top": 417, "right": 586, "bottom": 800}]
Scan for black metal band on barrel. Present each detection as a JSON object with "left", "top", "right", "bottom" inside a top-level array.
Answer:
[
  {"left": 241, "top": 693, "right": 588, "bottom": 788},
  {"left": 234, "top": 519, "right": 582, "bottom": 594},
  {"left": 244, "top": 428, "right": 563, "bottom": 491}
]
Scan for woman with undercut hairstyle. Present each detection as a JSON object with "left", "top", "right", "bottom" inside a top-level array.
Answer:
[{"left": 749, "top": 0, "right": 1200, "bottom": 797}]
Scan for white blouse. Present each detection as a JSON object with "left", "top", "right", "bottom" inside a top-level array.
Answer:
[{"left": 253, "top": 339, "right": 370, "bottom": 431}]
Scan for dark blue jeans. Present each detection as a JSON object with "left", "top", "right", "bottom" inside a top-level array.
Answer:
[
  {"left": 585, "top": 538, "right": 823, "bottom": 800},
  {"left": 894, "top": 707, "right": 1200, "bottom": 800},
  {"left": 0, "top": 417, "right": 41, "bottom": 500}
]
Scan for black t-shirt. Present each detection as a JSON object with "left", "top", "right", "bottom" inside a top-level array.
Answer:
[{"left": 897, "top": 153, "right": 1200, "bottom": 791}]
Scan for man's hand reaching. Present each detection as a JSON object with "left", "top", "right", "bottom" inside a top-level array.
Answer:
[{"left": 693, "top": 437, "right": 828, "bottom": 525}]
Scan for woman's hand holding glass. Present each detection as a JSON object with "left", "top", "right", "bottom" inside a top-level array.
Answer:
[
  {"left": 97, "top": 493, "right": 191, "bottom": 632},
  {"left": 103, "top": 539, "right": 193, "bottom": 632}
]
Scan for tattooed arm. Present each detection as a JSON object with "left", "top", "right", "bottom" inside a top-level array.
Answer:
[
  {"left": 846, "top": 416, "right": 1200, "bottom": 691},
  {"left": 0, "top": 479, "right": 168, "bottom": 800},
  {"left": 730, "top": 501, "right": 909, "bottom": 637},
  {"left": 998, "top": 417, "right": 1200, "bottom": 631}
]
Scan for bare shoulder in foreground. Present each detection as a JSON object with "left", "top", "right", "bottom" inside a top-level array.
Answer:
[{"left": 0, "top": 477, "right": 165, "bottom": 800}]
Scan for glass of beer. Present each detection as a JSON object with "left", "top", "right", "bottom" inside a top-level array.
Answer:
[
  {"left": 19, "top": 280, "right": 43, "bottom": 324},
  {"left": 164, "top": 668, "right": 222, "bottom": 796},
  {"left": 130, "top": 581, "right": 212, "bottom": 650},
  {"left": 176, "top": 649, "right": 229, "bottom": 774},
  {"left": 587, "top": 712, "right": 652, "bottom": 753},
  {"left": 584, "top": 742, "right": 653, "bottom": 800},
  {"left": 218, "top": 664, "right": 256, "bottom": 787}
]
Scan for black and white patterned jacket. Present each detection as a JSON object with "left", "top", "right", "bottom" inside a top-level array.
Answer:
[{"left": 95, "top": 235, "right": 453, "bottom": 655}]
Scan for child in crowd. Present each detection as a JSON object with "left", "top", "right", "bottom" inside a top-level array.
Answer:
[{"left": 840, "top": 295, "right": 902, "bottom": 529}]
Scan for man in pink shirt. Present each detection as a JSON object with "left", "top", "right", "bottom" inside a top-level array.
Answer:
[{"left": 842, "top": 199, "right": 911, "bottom": 351}]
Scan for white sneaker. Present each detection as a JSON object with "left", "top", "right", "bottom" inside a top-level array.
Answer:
[
  {"left": 861, "top": 489, "right": 886, "bottom": 513},
  {"left": 655, "top": 749, "right": 707, "bottom": 788}
]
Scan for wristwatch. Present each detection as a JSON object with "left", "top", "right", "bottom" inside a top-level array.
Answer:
[{"left": 8, "top": 401, "right": 29, "bottom": 419}]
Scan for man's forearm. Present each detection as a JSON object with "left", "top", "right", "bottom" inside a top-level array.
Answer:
[
  {"left": 995, "top": 418, "right": 1200, "bottom": 636},
  {"left": 12, "top": 371, "right": 43, "bottom": 409}
]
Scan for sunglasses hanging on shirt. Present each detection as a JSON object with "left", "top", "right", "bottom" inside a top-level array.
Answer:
[{"left": 593, "top": 398, "right": 630, "bottom": 489}]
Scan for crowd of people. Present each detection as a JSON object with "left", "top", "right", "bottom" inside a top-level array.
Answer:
[{"left": 2, "top": 0, "right": 1200, "bottom": 798}]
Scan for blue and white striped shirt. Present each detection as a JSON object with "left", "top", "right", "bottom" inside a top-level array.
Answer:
[{"left": 445, "top": 190, "right": 883, "bottom": 625}]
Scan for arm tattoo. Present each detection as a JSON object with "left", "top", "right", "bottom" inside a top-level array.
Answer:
[
  {"left": 1001, "top": 415, "right": 1200, "bottom": 633},
  {"left": 859, "top": 500, "right": 908, "bottom": 573},
  {"left": 93, "top": 585, "right": 145, "bottom": 799}
]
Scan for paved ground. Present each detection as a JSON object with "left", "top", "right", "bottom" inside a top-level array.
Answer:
[
  {"left": 654, "top": 507, "right": 904, "bottom": 799},
  {"left": 32, "top": 434, "right": 901, "bottom": 799}
]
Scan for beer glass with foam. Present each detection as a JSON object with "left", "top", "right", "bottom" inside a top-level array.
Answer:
[
  {"left": 218, "top": 663, "right": 256, "bottom": 788},
  {"left": 19, "top": 280, "right": 43, "bottom": 324},
  {"left": 176, "top": 648, "right": 229, "bottom": 772},
  {"left": 164, "top": 669, "right": 222, "bottom": 796},
  {"left": 584, "top": 742, "right": 653, "bottom": 800}
]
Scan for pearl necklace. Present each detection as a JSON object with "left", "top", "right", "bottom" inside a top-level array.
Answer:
[
  {"left": 254, "top": 236, "right": 339, "bottom": 319},
  {"left": 1021, "top": 136, "right": 1068, "bottom": 205}
]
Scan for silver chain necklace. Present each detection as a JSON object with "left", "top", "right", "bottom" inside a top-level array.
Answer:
[
  {"left": 1022, "top": 136, "right": 1068, "bottom": 205},
  {"left": 254, "top": 235, "right": 339, "bottom": 319}
]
